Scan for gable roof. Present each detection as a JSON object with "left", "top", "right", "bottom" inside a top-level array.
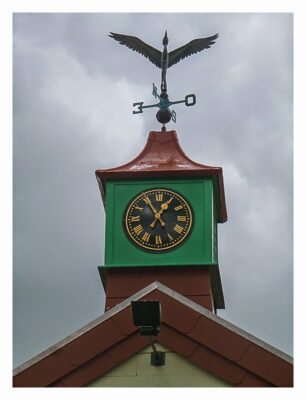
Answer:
[{"left": 13, "top": 282, "right": 293, "bottom": 387}]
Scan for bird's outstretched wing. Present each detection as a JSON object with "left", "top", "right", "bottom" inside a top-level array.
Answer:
[
  {"left": 168, "top": 33, "right": 219, "bottom": 68},
  {"left": 109, "top": 32, "right": 162, "bottom": 68}
]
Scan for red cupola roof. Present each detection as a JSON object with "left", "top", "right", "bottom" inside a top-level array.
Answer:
[{"left": 96, "top": 130, "right": 227, "bottom": 223}]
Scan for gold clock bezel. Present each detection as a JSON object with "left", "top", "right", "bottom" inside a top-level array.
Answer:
[{"left": 123, "top": 188, "right": 193, "bottom": 252}]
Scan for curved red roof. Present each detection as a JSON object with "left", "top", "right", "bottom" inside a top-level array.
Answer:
[{"left": 96, "top": 130, "right": 227, "bottom": 223}]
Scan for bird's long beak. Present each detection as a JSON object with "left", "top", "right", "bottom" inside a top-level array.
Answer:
[{"left": 163, "top": 30, "right": 168, "bottom": 46}]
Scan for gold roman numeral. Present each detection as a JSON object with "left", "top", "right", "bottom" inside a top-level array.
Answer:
[
  {"left": 131, "top": 215, "right": 140, "bottom": 222},
  {"left": 142, "top": 232, "right": 151, "bottom": 242},
  {"left": 173, "top": 224, "right": 184, "bottom": 234},
  {"left": 134, "top": 206, "right": 143, "bottom": 211},
  {"left": 155, "top": 235, "right": 162, "bottom": 245},
  {"left": 174, "top": 205, "right": 183, "bottom": 211},
  {"left": 155, "top": 193, "right": 163, "bottom": 202},
  {"left": 133, "top": 224, "right": 144, "bottom": 235},
  {"left": 177, "top": 215, "right": 187, "bottom": 222},
  {"left": 167, "top": 233, "right": 174, "bottom": 241}
]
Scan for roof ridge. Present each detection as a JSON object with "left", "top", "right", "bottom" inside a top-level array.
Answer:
[
  {"left": 13, "top": 281, "right": 292, "bottom": 377},
  {"left": 155, "top": 282, "right": 293, "bottom": 364}
]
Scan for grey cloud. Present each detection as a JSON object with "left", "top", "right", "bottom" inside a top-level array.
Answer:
[{"left": 13, "top": 13, "right": 293, "bottom": 367}]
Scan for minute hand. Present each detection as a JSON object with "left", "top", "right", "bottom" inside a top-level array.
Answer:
[{"left": 143, "top": 195, "right": 166, "bottom": 227}]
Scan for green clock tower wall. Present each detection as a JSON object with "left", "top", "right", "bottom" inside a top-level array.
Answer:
[
  {"left": 96, "top": 130, "right": 227, "bottom": 313},
  {"left": 105, "top": 177, "right": 218, "bottom": 267}
]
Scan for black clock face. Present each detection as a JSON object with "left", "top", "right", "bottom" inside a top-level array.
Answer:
[{"left": 124, "top": 188, "right": 193, "bottom": 252}]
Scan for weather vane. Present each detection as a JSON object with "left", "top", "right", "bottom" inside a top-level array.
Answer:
[{"left": 109, "top": 31, "right": 218, "bottom": 131}]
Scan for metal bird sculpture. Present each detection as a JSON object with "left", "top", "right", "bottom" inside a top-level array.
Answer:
[{"left": 109, "top": 31, "right": 219, "bottom": 129}]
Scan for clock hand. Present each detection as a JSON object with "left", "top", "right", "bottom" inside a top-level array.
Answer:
[
  {"left": 143, "top": 194, "right": 158, "bottom": 214},
  {"left": 149, "top": 197, "right": 173, "bottom": 228},
  {"left": 143, "top": 194, "right": 166, "bottom": 227}
]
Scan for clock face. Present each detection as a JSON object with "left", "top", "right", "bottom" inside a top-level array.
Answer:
[{"left": 124, "top": 188, "right": 193, "bottom": 252}]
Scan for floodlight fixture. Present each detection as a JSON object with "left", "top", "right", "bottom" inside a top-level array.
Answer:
[
  {"left": 131, "top": 300, "right": 165, "bottom": 366},
  {"left": 131, "top": 300, "right": 162, "bottom": 336}
]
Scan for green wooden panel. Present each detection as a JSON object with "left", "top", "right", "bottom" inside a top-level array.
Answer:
[
  {"left": 212, "top": 188, "right": 218, "bottom": 264},
  {"left": 104, "top": 178, "right": 218, "bottom": 267}
]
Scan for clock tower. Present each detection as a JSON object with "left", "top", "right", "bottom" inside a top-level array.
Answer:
[{"left": 96, "top": 129, "right": 227, "bottom": 313}]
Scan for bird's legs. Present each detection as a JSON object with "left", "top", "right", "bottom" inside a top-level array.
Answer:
[{"left": 161, "top": 66, "right": 167, "bottom": 94}]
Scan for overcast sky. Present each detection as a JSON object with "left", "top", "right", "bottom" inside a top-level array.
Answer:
[{"left": 13, "top": 12, "right": 293, "bottom": 368}]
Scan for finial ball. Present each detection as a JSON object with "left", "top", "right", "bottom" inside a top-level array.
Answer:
[{"left": 156, "top": 109, "right": 172, "bottom": 125}]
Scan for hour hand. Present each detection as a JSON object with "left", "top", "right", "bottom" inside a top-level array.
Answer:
[{"left": 149, "top": 198, "right": 173, "bottom": 228}]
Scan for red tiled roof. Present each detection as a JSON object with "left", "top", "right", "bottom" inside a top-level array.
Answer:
[
  {"left": 95, "top": 131, "right": 227, "bottom": 223},
  {"left": 13, "top": 282, "right": 293, "bottom": 387}
]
